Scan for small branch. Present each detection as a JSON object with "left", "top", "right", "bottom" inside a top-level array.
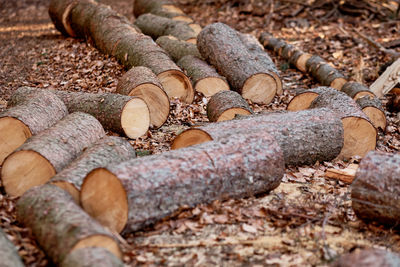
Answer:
[{"left": 354, "top": 30, "right": 400, "bottom": 58}]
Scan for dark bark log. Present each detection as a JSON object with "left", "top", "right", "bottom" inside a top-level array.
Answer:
[
  {"left": 117, "top": 66, "right": 169, "bottom": 128},
  {"left": 356, "top": 96, "right": 387, "bottom": 130},
  {"left": 17, "top": 184, "right": 121, "bottom": 264},
  {"left": 341, "top": 81, "right": 375, "bottom": 100},
  {"left": 0, "top": 89, "right": 68, "bottom": 165},
  {"left": 48, "top": 0, "right": 79, "bottom": 36},
  {"left": 197, "top": 23, "right": 277, "bottom": 104},
  {"left": 314, "top": 63, "right": 347, "bottom": 90},
  {"left": 49, "top": 136, "right": 136, "bottom": 203},
  {"left": 332, "top": 248, "right": 400, "bottom": 267},
  {"left": 177, "top": 55, "right": 230, "bottom": 97},
  {"left": 0, "top": 228, "right": 24, "bottom": 267},
  {"left": 206, "top": 91, "right": 253, "bottom": 122},
  {"left": 156, "top": 36, "right": 202, "bottom": 62},
  {"left": 351, "top": 151, "right": 400, "bottom": 227},
  {"left": 61, "top": 247, "right": 124, "bottom": 267},
  {"left": 1, "top": 112, "right": 105, "bottom": 197},
  {"left": 305, "top": 55, "right": 325, "bottom": 76},
  {"left": 81, "top": 132, "right": 284, "bottom": 233},
  {"left": 172, "top": 108, "right": 344, "bottom": 166}
]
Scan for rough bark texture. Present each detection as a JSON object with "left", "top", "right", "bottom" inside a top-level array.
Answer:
[
  {"left": 356, "top": 95, "right": 385, "bottom": 111},
  {"left": 332, "top": 248, "right": 400, "bottom": 267},
  {"left": 0, "top": 228, "right": 24, "bottom": 267},
  {"left": 314, "top": 63, "right": 347, "bottom": 88},
  {"left": 356, "top": 96, "right": 387, "bottom": 129},
  {"left": 61, "top": 247, "right": 124, "bottom": 267},
  {"left": 48, "top": 0, "right": 77, "bottom": 36},
  {"left": 117, "top": 66, "right": 164, "bottom": 96},
  {"left": 206, "top": 90, "right": 253, "bottom": 122},
  {"left": 156, "top": 36, "right": 202, "bottom": 62},
  {"left": 133, "top": 0, "right": 190, "bottom": 21},
  {"left": 305, "top": 55, "right": 325, "bottom": 76},
  {"left": 17, "top": 184, "right": 121, "bottom": 264},
  {"left": 351, "top": 151, "right": 400, "bottom": 227},
  {"left": 342, "top": 81, "right": 375, "bottom": 99}
]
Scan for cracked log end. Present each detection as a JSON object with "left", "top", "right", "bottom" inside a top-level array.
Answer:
[
  {"left": 242, "top": 73, "right": 276, "bottom": 104},
  {"left": 121, "top": 98, "right": 150, "bottom": 139},
  {"left": 81, "top": 168, "right": 128, "bottom": 233},
  {"left": 171, "top": 129, "right": 212, "bottom": 150},
  {"left": 295, "top": 53, "right": 312, "bottom": 72},
  {"left": 71, "top": 234, "right": 122, "bottom": 260},
  {"left": 195, "top": 77, "right": 230, "bottom": 97},
  {"left": 158, "top": 70, "right": 194, "bottom": 103},
  {"left": 286, "top": 92, "right": 319, "bottom": 111}
]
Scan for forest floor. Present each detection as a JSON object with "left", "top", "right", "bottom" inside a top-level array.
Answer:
[{"left": 1, "top": 0, "right": 400, "bottom": 266}]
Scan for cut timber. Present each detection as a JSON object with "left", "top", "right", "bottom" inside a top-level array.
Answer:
[
  {"left": 309, "top": 88, "right": 376, "bottom": 159},
  {"left": 0, "top": 89, "right": 68, "bottom": 165},
  {"left": 332, "top": 248, "right": 400, "bottom": 267},
  {"left": 306, "top": 56, "right": 347, "bottom": 90},
  {"left": 1, "top": 112, "right": 105, "bottom": 197},
  {"left": 156, "top": 36, "right": 202, "bottom": 62},
  {"left": 351, "top": 151, "right": 400, "bottom": 227},
  {"left": 17, "top": 184, "right": 121, "bottom": 264},
  {"left": 0, "top": 228, "right": 24, "bottom": 267},
  {"left": 287, "top": 88, "right": 323, "bottom": 111},
  {"left": 197, "top": 23, "right": 277, "bottom": 104},
  {"left": 49, "top": 136, "right": 136, "bottom": 203},
  {"left": 133, "top": 0, "right": 193, "bottom": 22},
  {"left": 11, "top": 87, "right": 150, "bottom": 138},
  {"left": 325, "top": 164, "right": 358, "bottom": 184},
  {"left": 356, "top": 96, "right": 387, "bottom": 130},
  {"left": 116, "top": 66, "right": 169, "bottom": 128},
  {"left": 81, "top": 132, "right": 284, "bottom": 233},
  {"left": 370, "top": 57, "right": 400, "bottom": 97},
  {"left": 177, "top": 55, "right": 230, "bottom": 97},
  {"left": 206, "top": 91, "right": 253, "bottom": 122},
  {"left": 48, "top": 0, "right": 77, "bottom": 36},
  {"left": 341, "top": 82, "right": 375, "bottom": 100},
  {"left": 172, "top": 108, "right": 344, "bottom": 166},
  {"left": 61, "top": 247, "right": 124, "bottom": 267}
]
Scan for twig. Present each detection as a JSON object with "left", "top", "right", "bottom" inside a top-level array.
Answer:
[{"left": 353, "top": 30, "right": 400, "bottom": 58}]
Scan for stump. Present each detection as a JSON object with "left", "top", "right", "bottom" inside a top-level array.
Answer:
[
  {"left": 133, "top": 0, "right": 193, "bottom": 22},
  {"left": 0, "top": 228, "right": 24, "bottom": 267},
  {"left": 61, "top": 247, "right": 124, "bottom": 267},
  {"left": 81, "top": 132, "right": 284, "bottom": 233},
  {"left": 206, "top": 91, "right": 253, "bottom": 122},
  {"left": 156, "top": 36, "right": 202, "bottom": 62},
  {"left": 1, "top": 112, "right": 105, "bottom": 197}
]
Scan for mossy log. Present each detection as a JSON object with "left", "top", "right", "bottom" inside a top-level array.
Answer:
[
  {"left": 332, "top": 248, "right": 400, "bottom": 267},
  {"left": 177, "top": 55, "right": 230, "bottom": 97},
  {"left": 206, "top": 91, "right": 253, "bottom": 122},
  {"left": 341, "top": 82, "right": 375, "bottom": 100},
  {"left": 133, "top": 0, "right": 193, "bottom": 22},
  {"left": 1, "top": 112, "right": 105, "bottom": 197},
  {"left": 156, "top": 36, "right": 202, "bottom": 62},
  {"left": 61, "top": 247, "right": 124, "bottom": 267},
  {"left": 17, "top": 184, "right": 122, "bottom": 264},
  {"left": 0, "top": 89, "right": 68, "bottom": 165},
  {"left": 172, "top": 108, "right": 344, "bottom": 166},
  {"left": 197, "top": 23, "right": 278, "bottom": 104},
  {"left": 356, "top": 96, "right": 386, "bottom": 130},
  {"left": 81, "top": 132, "right": 284, "bottom": 233},
  {"left": 49, "top": 136, "right": 136, "bottom": 203},
  {"left": 117, "top": 66, "right": 170, "bottom": 128},
  {"left": 0, "top": 228, "right": 24, "bottom": 267}
]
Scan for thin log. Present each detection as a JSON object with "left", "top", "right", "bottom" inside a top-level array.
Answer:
[
  {"left": 133, "top": 0, "right": 193, "bottom": 22},
  {"left": 1, "top": 112, "right": 105, "bottom": 197},
  {"left": 206, "top": 91, "right": 253, "bottom": 122},
  {"left": 156, "top": 36, "right": 202, "bottom": 62},
  {"left": 0, "top": 228, "right": 24, "bottom": 267},
  {"left": 341, "top": 81, "right": 375, "bottom": 100},
  {"left": 332, "top": 248, "right": 400, "bottom": 267},
  {"left": 356, "top": 96, "right": 387, "bottom": 130}
]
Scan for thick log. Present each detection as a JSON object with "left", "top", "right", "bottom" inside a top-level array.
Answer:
[
  {"left": 206, "top": 91, "right": 253, "bottom": 122},
  {"left": 197, "top": 23, "right": 278, "bottom": 104},
  {"left": 81, "top": 132, "right": 284, "bottom": 233},
  {"left": 0, "top": 89, "right": 68, "bottom": 165},
  {"left": 156, "top": 36, "right": 202, "bottom": 62},
  {"left": 177, "top": 55, "right": 230, "bottom": 97},
  {"left": 0, "top": 228, "right": 24, "bottom": 267},
  {"left": 133, "top": 0, "right": 193, "bottom": 22},
  {"left": 356, "top": 96, "right": 387, "bottom": 130},
  {"left": 341, "top": 81, "right": 375, "bottom": 100},
  {"left": 332, "top": 248, "right": 400, "bottom": 267},
  {"left": 49, "top": 136, "right": 136, "bottom": 203},
  {"left": 172, "top": 108, "right": 344, "bottom": 166},
  {"left": 309, "top": 88, "right": 376, "bottom": 159},
  {"left": 61, "top": 247, "right": 124, "bottom": 267},
  {"left": 1, "top": 112, "right": 105, "bottom": 197},
  {"left": 17, "top": 184, "right": 122, "bottom": 264},
  {"left": 11, "top": 87, "right": 150, "bottom": 138},
  {"left": 116, "top": 66, "right": 169, "bottom": 128},
  {"left": 48, "top": 0, "right": 78, "bottom": 36},
  {"left": 351, "top": 151, "right": 400, "bottom": 227}
]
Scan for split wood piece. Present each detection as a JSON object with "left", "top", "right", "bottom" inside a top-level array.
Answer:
[
  {"left": 156, "top": 36, "right": 202, "bottom": 62},
  {"left": 17, "top": 184, "right": 122, "bottom": 264},
  {"left": 172, "top": 108, "right": 344, "bottom": 166},
  {"left": 341, "top": 81, "right": 375, "bottom": 100},
  {"left": 351, "top": 151, "right": 400, "bottom": 227},
  {"left": 370, "top": 57, "right": 400, "bottom": 97},
  {"left": 133, "top": 0, "right": 193, "bottom": 22},
  {"left": 0, "top": 89, "right": 68, "bottom": 165},
  {"left": 197, "top": 23, "right": 277, "bottom": 104},
  {"left": 134, "top": 14, "right": 197, "bottom": 43},
  {"left": 309, "top": 88, "right": 376, "bottom": 159},
  {"left": 81, "top": 131, "right": 284, "bottom": 233},
  {"left": 356, "top": 96, "right": 387, "bottom": 130},
  {"left": 206, "top": 91, "right": 253, "bottom": 122},
  {"left": 306, "top": 56, "right": 347, "bottom": 90},
  {"left": 177, "top": 55, "right": 230, "bottom": 97},
  {"left": 11, "top": 87, "right": 150, "bottom": 139},
  {"left": 61, "top": 247, "right": 124, "bottom": 267},
  {"left": 1, "top": 112, "right": 105, "bottom": 197},
  {"left": 49, "top": 136, "right": 136, "bottom": 203},
  {"left": 116, "top": 66, "right": 169, "bottom": 128},
  {"left": 0, "top": 228, "right": 24, "bottom": 267},
  {"left": 332, "top": 248, "right": 400, "bottom": 267},
  {"left": 325, "top": 164, "right": 358, "bottom": 184}
]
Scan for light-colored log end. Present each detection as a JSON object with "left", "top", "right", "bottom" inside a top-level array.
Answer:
[
  {"left": 362, "top": 106, "right": 387, "bottom": 130},
  {"left": 121, "top": 98, "right": 150, "bottom": 139},
  {"left": 50, "top": 181, "right": 80, "bottom": 204},
  {"left": 195, "top": 77, "right": 230, "bottom": 97},
  {"left": 171, "top": 129, "right": 212, "bottom": 150},
  {"left": 286, "top": 92, "right": 319, "bottom": 111},
  {"left": 158, "top": 70, "right": 194, "bottom": 103},
  {"left": 242, "top": 73, "right": 277, "bottom": 104},
  {"left": 216, "top": 108, "right": 252, "bottom": 122},
  {"left": 71, "top": 234, "right": 122, "bottom": 260}
]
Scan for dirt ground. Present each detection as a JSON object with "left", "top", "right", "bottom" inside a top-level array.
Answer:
[{"left": 0, "top": 0, "right": 400, "bottom": 266}]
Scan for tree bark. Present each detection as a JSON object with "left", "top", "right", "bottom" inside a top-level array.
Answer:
[
  {"left": 172, "top": 108, "right": 344, "bottom": 166},
  {"left": 0, "top": 228, "right": 24, "bottom": 267},
  {"left": 17, "top": 184, "right": 122, "bottom": 265},
  {"left": 356, "top": 96, "right": 386, "bottom": 130},
  {"left": 313, "top": 62, "right": 347, "bottom": 90},
  {"left": 133, "top": 0, "right": 192, "bottom": 22},
  {"left": 0, "top": 88, "right": 68, "bottom": 165},
  {"left": 1, "top": 112, "right": 105, "bottom": 197},
  {"left": 332, "top": 248, "right": 400, "bottom": 267},
  {"left": 206, "top": 90, "right": 253, "bottom": 122},
  {"left": 48, "top": 0, "right": 79, "bottom": 36},
  {"left": 341, "top": 81, "right": 375, "bottom": 100},
  {"left": 61, "top": 247, "right": 124, "bottom": 267},
  {"left": 197, "top": 23, "right": 278, "bottom": 104},
  {"left": 81, "top": 132, "right": 284, "bottom": 233},
  {"left": 156, "top": 36, "right": 202, "bottom": 62},
  {"left": 49, "top": 136, "right": 136, "bottom": 203}
]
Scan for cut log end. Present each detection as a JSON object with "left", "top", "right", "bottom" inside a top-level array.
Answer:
[
  {"left": 121, "top": 98, "right": 150, "bottom": 139},
  {"left": 295, "top": 53, "right": 312, "bottom": 72},
  {"left": 186, "top": 38, "right": 197, "bottom": 44},
  {"left": 157, "top": 70, "right": 194, "bottom": 103},
  {"left": 216, "top": 108, "right": 252, "bottom": 122},
  {"left": 2, "top": 150, "right": 56, "bottom": 197},
  {"left": 71, "top": 234, "right": 122, "bottom": 260},
  {"left": 50, "top": 181, "right": 80, "bottom": 204},
  {"left": 362, "top": 106, "right": 387, "bottom": 130},
  {"left": 330, "top": 77, "right": 347, "bottom": 90},
  {"left": 173, "top": 16, "right": 193, "bottom": 23},
  {"left": 81, "top": 168, "right": 128, "bottom": 233},
  {"left": 171, "top": 129, "right": 212, "bottom": 150},
  {"left": 242, "top": 73, "right": 276, "bottom": 104},
  {"left": 0, "top": 117, "right": 32, "bottom": 165},
  {"left": 353, "top": 91, "right": 375, "bottom": 100},
  {"left": 286, "top": 92, "right": 319, "bottom": 111},
  {"left": 195, "top": 77, "right": 230, "bottom": 97}
]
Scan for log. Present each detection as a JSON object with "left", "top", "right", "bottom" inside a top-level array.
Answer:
[
  {"left": 133, "top": 0, "right": 193, "bottom": 22},
  {"left": 332, "top": 248, "right": 400, "bottom": 267},
  {"left": 49, "top": 136, "right": 136, "bottom": 203},
  {"left": 1, "top": 112, "right": 105, "bottom": 197},
  {"left": 0, "top": 89, "right": 68, "bottom": 165},
  {"left": 356, "top": 96, "right": 387, "bottom": 130},
  {"left": 156, "top": 36, "right": 202, "bottom": 62},
  {"left": 17, "top": 184, "right": 122, "bottom": 264},
  {"left": 341, "top": 81, "right": 375, "bottom": 100},
  {"left": 11, "top": 87, "right": 150, "bottom": 138},
  {"left": 314, "top": 63, "right": 347, "bottom": 90},
  {"left": 197, "top": 23, "right": 278, "bottom": 104},
  {"left": 286, "top": 88, "right": 321, "bottom": 111},
  {"left": 61, "top": 247, "right": 124, "bottom": 267},
  {"left": 0, "top": 228, "right": 24, "bottom": 267},
  {"left": 177, "top": 55, "right": 230, "bottom": 97},
  {"left": 309, "top": 88, "right": 376, "bottom": 159},
  {"left": 206, "top": 91, "right": 253, "bottom": 122},
  {"left": 116, "top": 66, "right": 170, "bottom": 128},
  {"left": 172, "top": 108, "right": 344, "bottom": 166},
  {"left": 48, "top": 0, "right": 78, "bottom": 36}
]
